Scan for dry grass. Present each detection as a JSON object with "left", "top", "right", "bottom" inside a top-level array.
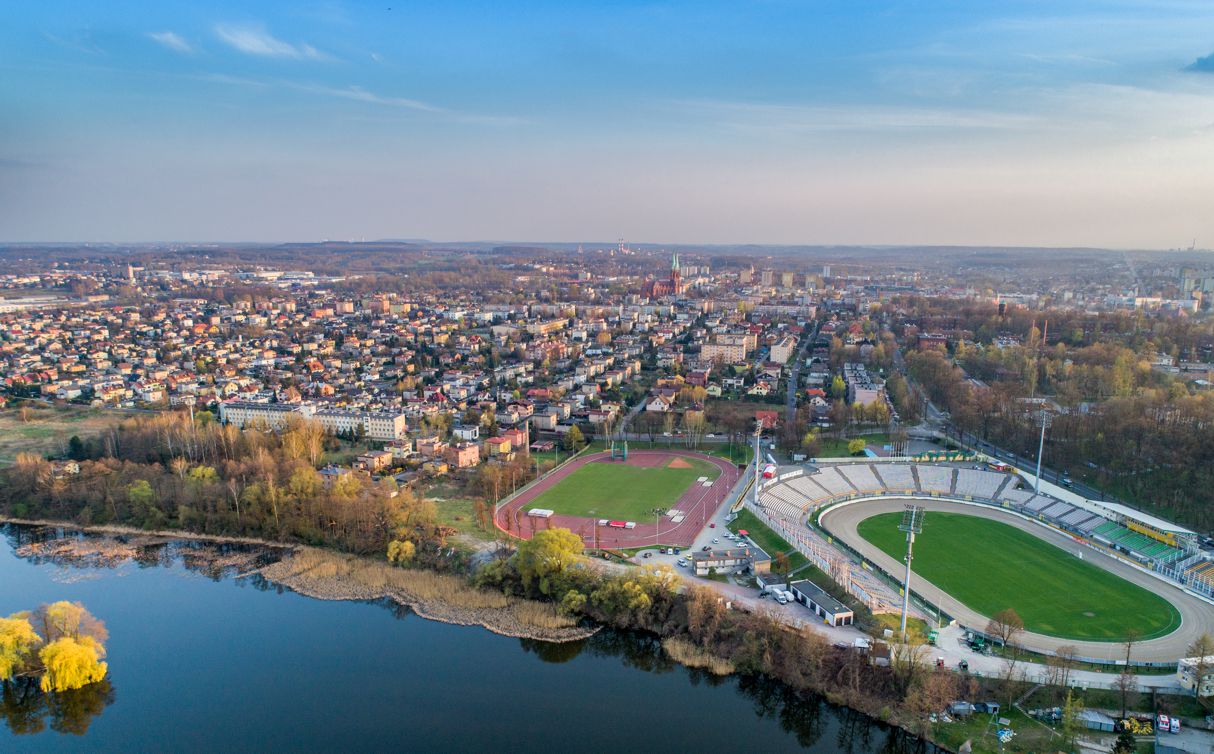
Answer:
[
  {"left": 662, "top": 637, "right": 736, "bottom": 675},
  {"left": 0, "top": 405, "right": 124, "bottom": 463},
  {"left": 510, "top": 600, "right": 579, "bottom": 630},
  {"left": 262, "top": 548, "right": 586, "bottom": 639}
]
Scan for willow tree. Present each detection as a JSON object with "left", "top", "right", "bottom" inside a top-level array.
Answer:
[
  {"left": 38, "top": 637, "right": 107, "bottom": 693},
  {"left": 0, "top": 614, "right": 41, "bottom": 680}
]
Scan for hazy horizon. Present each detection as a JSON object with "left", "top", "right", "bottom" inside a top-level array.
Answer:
[{"left": 4, "top": 1, "right": 1214, "bottom": 248}]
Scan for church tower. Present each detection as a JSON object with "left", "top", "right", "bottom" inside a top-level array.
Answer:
[{"left": 671, "top": 252, "right": 681, "bottom": 295}]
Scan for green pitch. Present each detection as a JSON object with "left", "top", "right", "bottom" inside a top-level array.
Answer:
[
  {"left": 857, "top": 511, "right": 1181, "bottom": 641},
  {"left": 524, "top": 458, "right": 720, "bottom": 521}
]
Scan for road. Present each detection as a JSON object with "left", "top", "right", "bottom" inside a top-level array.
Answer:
[{"left": 784, "top": 323, "right": 816, "bottom": 424}]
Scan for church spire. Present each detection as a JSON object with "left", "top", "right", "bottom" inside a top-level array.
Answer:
[{"left": 672, "top": 252, "right": 679, "bottom": 272}]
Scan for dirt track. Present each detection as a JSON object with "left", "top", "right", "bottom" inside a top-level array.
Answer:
[
  {"left": 819, "top": 497, "right": 1214, "bottom": 662},
  {"left": 496, "top": 450, "right": 741, "bottom": 548}
]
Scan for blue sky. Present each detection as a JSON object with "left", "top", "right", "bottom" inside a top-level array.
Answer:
[{"left": 3, "top": 1, "right": 1214, "bottom": 246}]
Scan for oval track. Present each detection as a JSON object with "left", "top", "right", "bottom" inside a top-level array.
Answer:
[{"left": 820, "top": 497, "right": 1214, "bottom": 662}]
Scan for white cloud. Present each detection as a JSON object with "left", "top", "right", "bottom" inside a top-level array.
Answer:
[
  {"left": 214, "top": 24, "right": 331, "bottom": 61},
  {"left": 296, "top": 83, "right": 440, "bottom": 112},
  {"left": 148, "top": 31, "right": 193, "bottom": 54}
]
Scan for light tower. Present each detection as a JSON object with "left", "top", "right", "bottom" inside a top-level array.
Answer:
[
  {"left": 898, "top": 504, "right": 926, "bottom": 639},
  {"left": 752, "top": 419, "right": 763, "bottom": 508},
  {"left": 1033, "top": 409, "right": 1053, "bottom": 495}
]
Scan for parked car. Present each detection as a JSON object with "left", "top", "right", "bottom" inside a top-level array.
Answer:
[
  {"left": 701, "top": 545, "right": 711, "bottom": 551},
  {"left": 676, "top": 558, "right": 688, "bottom": 568},
  {"left": 711, "top": 538, "right": 719, "bottom": 544}
]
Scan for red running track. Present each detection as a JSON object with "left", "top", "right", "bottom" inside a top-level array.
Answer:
[{"left": 495, "top": 449, "right": 742, "bottom": 549}]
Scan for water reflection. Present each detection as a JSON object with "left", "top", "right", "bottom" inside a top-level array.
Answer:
[
  {"left": 518, "top": 630, "right": 929, "bottom": 754},
  {"left": 1, "top": 678, "right": 115, "bottom": 737}
]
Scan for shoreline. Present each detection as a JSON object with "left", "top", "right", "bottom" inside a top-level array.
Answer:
[{"left": 1, "top": 515, "right": 596, "bottom": 644}]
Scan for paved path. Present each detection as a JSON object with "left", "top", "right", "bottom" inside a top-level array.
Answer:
[{"left": 819, "top": 497, "right": 1214, "bottom": 662}]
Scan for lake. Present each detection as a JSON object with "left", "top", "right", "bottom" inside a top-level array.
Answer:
[{"left": 0, "top": 525, "right": 924, "bottom": 753}]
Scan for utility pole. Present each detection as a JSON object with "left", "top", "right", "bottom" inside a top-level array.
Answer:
[
  {"left": 898, "top": 504, "right": 925, "bottom": 640},
  {"left": 1033, "top": 410, "right": 1053, "bottom": 495}
]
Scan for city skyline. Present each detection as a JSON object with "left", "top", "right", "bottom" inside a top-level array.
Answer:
[{"left": 4, "top": 1, "right": 1214, "bottom": 247}]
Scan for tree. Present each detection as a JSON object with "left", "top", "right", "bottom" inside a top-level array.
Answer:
[
  {"left": 387, "top": 540, "right": 416, "bottom": 564},
  {"left": 1112, "top": 730, "right": 1136, "bottom": 754},
  {"left": 38, "top": 637, "right": 107, "bottom": 693},
  {"left": 1060, "top": 688, "right": 1084, "bottom": 753},
  {"left": 846, "top": 438, "right": 866, "bottom": 455},
  {"left": 1185, "top": 633, "right": 1213, "bottom": 700},
  {"left": 512, "top": 528, "right": 583, "bottom": 596},
  {"left": 986, "top": 608, "right": 1024, "bottom": 649},
  {"left": 0, "top": 615, "right": 41, "bottom": 681},
  {"left": 563, "top": 425, "right": 586, "bottom": 452},
  {"left": 1118, "top": 629, "right": 1141, "bottom": 717}
]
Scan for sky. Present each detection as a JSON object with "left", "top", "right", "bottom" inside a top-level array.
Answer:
[{"left": 3, "top": 1, "right": 1214, "bottom": 248}]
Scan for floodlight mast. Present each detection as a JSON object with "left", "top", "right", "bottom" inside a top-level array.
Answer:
[
  {"left": 752, "top": 419, "right": 763, "bottom": 508},
  {"left": 898, "top": 504, "right": 925, "bottom": 639},
  {"left": 1033, "top": 410, "right": 1053, "bottom": 495}
]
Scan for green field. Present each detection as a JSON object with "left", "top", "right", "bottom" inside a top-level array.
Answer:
[
  {"left": 523, "top": 457, "right": 720, "bottom": 521},
  {"left": 856, "top": 511, "right": 1181, "bottom": 641}
]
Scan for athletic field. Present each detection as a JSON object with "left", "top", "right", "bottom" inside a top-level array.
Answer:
[
  {"left": 857, "top": 511, "right": 1181, "bottom": 641},
  {"left": 522, "top": 456, "right": 720, "bottom": 521}
]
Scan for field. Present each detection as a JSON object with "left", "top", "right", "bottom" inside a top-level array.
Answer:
[
  {"left": 856, "top": 511, "right": 1181, "bottom": 641},
  {"left": 522, "top": 457, "right": 720, "bottom": 521},
  {"left": 0, "top": 404, "right": 125, "bottom": 463}
]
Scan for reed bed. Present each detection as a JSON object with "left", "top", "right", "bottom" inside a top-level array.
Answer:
[
  {"left": 661, "top": 637, "right": 736, "bottom": 676},
  {"left": 262, "top": 547, "right": 590, "bottom": 640}
]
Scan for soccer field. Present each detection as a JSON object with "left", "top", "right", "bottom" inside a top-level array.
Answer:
[
  {"left": 857, "top": 511, "right": 1181, "bottom": 641},
  {"left": 523, "top": 458, "right": 720, "bottom": 521}
]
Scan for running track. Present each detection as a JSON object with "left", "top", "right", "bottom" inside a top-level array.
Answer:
[
  {"left": 820, "top": 497, "right": 1214, "bottom": 662},
  {"left": 496, "top": 450, "right": 742, "bottom": 549}
]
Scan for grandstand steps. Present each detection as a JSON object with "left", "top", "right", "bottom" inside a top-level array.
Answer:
[
  {"left": 949, "top": 467, "right": 959, "bottom": 496},
  {"left": 869, "top": 464, "right": 888, "bottom": 491},
  {"left": 910, "top": 465, "right": 922, "bottom": 492},
  {"left": 992, "top": 475, "right": 1013, "bottom": 500}
]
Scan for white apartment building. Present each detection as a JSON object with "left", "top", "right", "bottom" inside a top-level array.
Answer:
[
  {"left": 219, "top": 401, "right": 316, "bottom": 430},
  {"left": 315, "top": 409, "right": 409, "bottom": 441}
]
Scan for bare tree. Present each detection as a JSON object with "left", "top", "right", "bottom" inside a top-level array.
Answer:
[
  {"left": 986, "top": 608, "right": 1025, "bottom": 651},
  {"left": 1119, "top": 629, "right": 1141, "bottom": 718},
  {"left": 1185, "top": 633, "right": 1214, "bottom": 701}
]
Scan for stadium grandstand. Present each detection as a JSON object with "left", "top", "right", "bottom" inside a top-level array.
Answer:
[{"left": 756, "top": 460, "right": 1211, "bottom": 599}]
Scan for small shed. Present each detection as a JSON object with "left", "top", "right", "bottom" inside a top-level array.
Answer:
[{"left": 1078, "top": 710, "right": 1116, "bottom": 732}]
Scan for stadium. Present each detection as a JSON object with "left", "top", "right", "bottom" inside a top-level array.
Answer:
[
  {"left": 495, "top": 448, "right": 742, "bottom": 549},
  {"left": 754, "top": 460, "right": 1214, "bottom": 663}
]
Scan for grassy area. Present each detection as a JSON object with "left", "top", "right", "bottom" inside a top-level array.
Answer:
[
  {"left": 871, "top": 612, "right": 933, "bottom": 641},
  {"left": 523, "top": 455, "right": 719, "bottom": 520},
  {"left": 857, "top": 511, "right": 1181, "bottom": 641},
  {"left": 0, "top": 404, "right": 125, "bottom": 463},
  {"left": 726, "top": 509, "right": 808, "bottom": 571},
  {"left": 432, "top": 496, "right": 495, "bottom": 542},
  {"left": 817, "top": 433, "right": 891, "bottom": 458},
  {"left": 588, "top": 438, "right": 753, "bottom": 465}
]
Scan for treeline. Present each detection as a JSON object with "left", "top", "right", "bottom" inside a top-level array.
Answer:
[
  {"left": 0, "top": 413, "right": 409, "bottom": 554},
  {"left": 473, "top": 529, "right": 968, "bottom": 739},
  {"left": 908, "top": 349, "right": 1214, "bottom": 531}
]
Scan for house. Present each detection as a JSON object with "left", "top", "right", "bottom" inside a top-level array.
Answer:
[
  {"left": 755, "top": 410, "right": 779, "bottom": 430},
  {"left": 501, "top": 426, "right": 528, "bottom": 451},
  {"left": 445, "top": 442, "right": 481, "bottom": 469},
  {"left": 453, "top": 424, "right": 480, "bottom": 442},
  {"left": 645, "top": 394, "right": 673, "bottom": 412},
  {"left": 484, "top": 436, "right": 512, "bottom": 456},
  {"left": 355, "top": 450, "right": 394, "bottom": 472}
]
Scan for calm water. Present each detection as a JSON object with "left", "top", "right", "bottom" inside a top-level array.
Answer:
[{"left": 0, "top": 526, "right": 923, "bottom": 753}]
